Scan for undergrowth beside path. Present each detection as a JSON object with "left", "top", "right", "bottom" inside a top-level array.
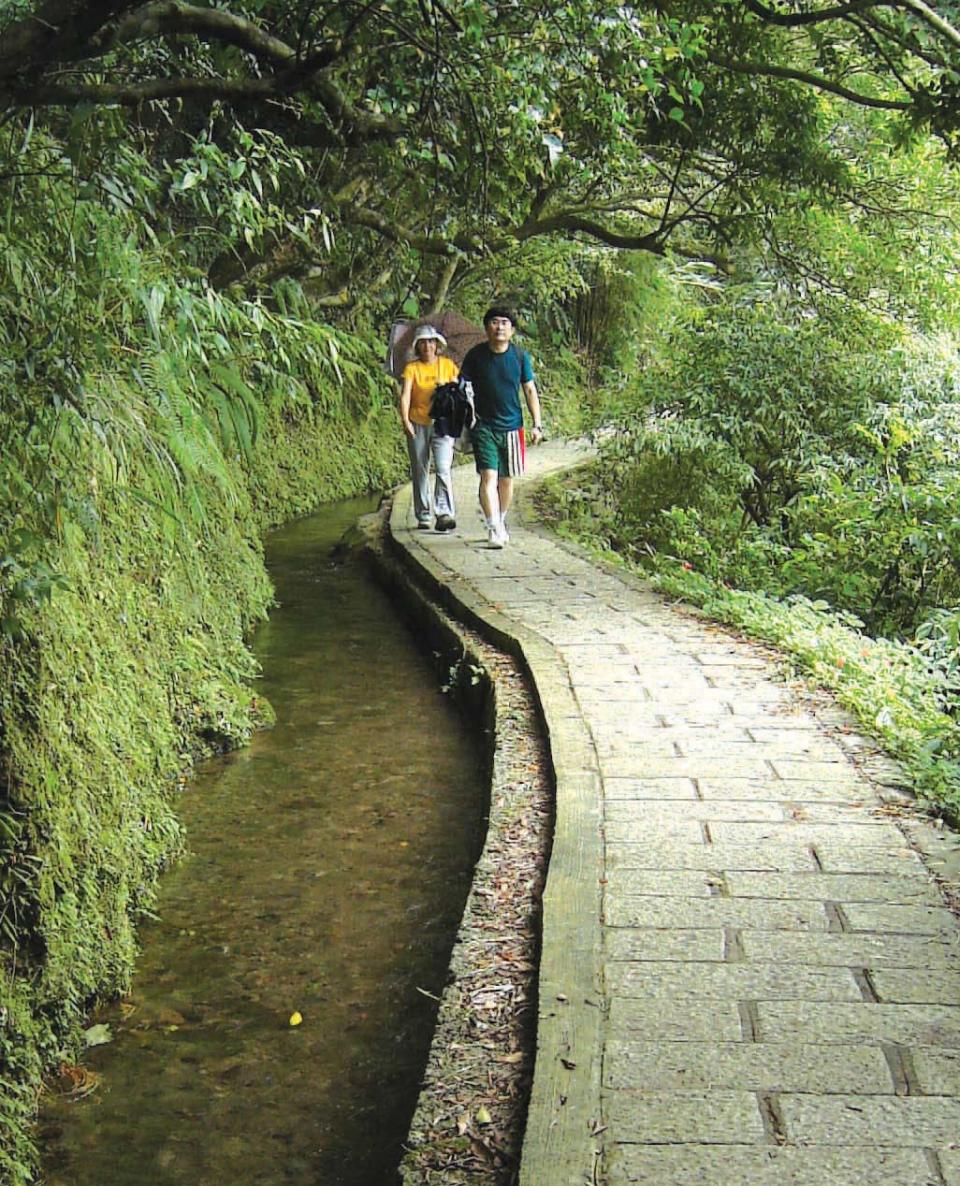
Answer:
[{"left": 0, "top": 328, "right": 406, "bottom": 1185}]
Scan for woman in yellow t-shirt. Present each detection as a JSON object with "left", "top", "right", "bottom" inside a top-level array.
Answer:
[{"left": 399, "top": 324, "right": 460, "bottom": 531}]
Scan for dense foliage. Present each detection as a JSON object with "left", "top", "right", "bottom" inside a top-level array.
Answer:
[
  {"left": 4, "top": 0, "right": 960, "bottom": 1180},
  {"left": 0, "top": 117, "right": 416, "bottom": 1182}
]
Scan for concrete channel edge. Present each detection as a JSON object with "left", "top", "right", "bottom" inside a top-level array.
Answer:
[{"left": 384, "top": 481, "right": 606, "bottom": 1186}]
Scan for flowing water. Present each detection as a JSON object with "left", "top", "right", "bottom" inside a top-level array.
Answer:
[{"left": 40, "top": 496, "right": 487, "bottom": 1186}]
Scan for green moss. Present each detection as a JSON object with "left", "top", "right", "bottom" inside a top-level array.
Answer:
[{"left": 0, "top": 343, "right": 406, "bottom": 1186}]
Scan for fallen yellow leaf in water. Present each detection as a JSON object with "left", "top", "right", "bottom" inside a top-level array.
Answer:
[{"left": 289, "top": 1011, "right": 303, "bottom": 1027}]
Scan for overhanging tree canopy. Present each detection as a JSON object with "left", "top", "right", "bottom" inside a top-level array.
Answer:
[{"left": 2, "top": 0, "right": 959, "bottom": 296}]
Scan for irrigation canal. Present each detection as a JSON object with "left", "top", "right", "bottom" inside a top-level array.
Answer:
[{"left": 40, "top": 495, "right": 488, "bottom": 1186}]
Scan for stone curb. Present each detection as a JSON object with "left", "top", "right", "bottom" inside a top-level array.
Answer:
[{"left": 388, "top": 478, "right": 606, "bottom": 1186}]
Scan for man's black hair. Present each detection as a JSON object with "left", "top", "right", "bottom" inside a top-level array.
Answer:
[{"left": 483, "top": 305, "right": 517, "bottom": 327}]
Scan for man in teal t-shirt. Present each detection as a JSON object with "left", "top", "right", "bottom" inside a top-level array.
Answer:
[{"left": 460, "top": 306, "right": 543, "bottom": 549}]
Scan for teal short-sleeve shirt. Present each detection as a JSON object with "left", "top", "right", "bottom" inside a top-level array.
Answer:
[{"left": 460, "top": 342, "right": 534, "bottom": 431}]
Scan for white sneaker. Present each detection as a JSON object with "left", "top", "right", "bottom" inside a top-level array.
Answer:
[
  {"left": 487, "top": 525, "right": 505, "bottom": 549},
  {"left": 499, "top": 520, "right": 510, "bottom": 543}
]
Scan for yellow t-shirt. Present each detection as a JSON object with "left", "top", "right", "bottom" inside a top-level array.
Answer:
[{"left": 402, "top": 356, "right": 459, "bottom": 426}]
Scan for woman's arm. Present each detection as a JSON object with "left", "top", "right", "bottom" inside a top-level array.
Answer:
[{"left": 399, "top": 374, "right": 416, "bottom": 437}]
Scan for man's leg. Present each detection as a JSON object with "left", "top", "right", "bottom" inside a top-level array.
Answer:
[
  {"left": 498, "top": 476, "right": 514, "bottom": 517},
  {"left": 478, "top": 468, "right": 501, "bottom": 522},
  {"left": 496, "top": 476, "right": 514, "bottom": 540}
]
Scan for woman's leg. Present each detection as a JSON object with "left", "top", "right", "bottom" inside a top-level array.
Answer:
[
  {"left": 405, "top": 424, "right": 432, "bottom": 524},
  {"left": 431, "top": 433, "right": 456, "bottom": 519}
]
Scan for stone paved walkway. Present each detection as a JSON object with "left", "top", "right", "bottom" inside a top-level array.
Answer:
[{"left": 389, "top": 440, "right": 960, "bottom": 1186}]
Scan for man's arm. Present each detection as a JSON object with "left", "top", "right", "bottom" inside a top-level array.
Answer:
[{"left": 523, "top": 379, "right": 543, "bottom": 443}]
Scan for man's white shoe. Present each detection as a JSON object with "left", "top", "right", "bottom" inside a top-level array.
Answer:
[{"left": 487, "top": 525, "right": 506, "bottom": 549}]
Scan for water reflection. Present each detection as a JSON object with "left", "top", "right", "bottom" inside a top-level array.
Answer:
[{"left": 41, "top": 497, "right": 487, "bottom": 1186}]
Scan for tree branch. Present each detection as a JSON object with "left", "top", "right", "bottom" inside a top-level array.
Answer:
[
  {"left": 11, "top": 75, "right": 280, "bottom": 105},
  {"left": 709, "top": 52, "right": 912, "bottom": 108},
  {"left": 0, "top": 0, "right": 141, "bottom": 83},
  {"left": 513, "top": 213, "right": 666, "bottom": 253},
  {"left": 742, "top": 0, "right": 960, "bottom": 52},
  {"left": 102, "top": 1, "right": 297, "bottom": 64},
  {"left": 897, "top": 0, "right": 960, "bottom": 53},
  {"left": 338, "top": 201, "right": 484, "bottom": 253},
  {"left": 741, "top": 0, "right": 897, "bottom": 28}
]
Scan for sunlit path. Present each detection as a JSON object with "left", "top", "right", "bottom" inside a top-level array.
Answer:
[{"left": 391, "top": 440, "right": 960, "bottom": 1186}]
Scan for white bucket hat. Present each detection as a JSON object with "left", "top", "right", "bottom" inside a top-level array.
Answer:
[{"left": 411, "top": 324, "right": 447, "bottom": 349}]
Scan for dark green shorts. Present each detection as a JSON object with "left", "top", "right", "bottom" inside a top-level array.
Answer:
[{"left": 471, "top": 424, "right": 526, "bottom": 476}]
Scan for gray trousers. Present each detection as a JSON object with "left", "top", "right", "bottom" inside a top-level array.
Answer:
[{"left": 406, "top": 423, "right": 456, "bottom": 523}]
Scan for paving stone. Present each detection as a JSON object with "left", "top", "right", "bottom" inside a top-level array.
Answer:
[
  {"left": 605, "top": 927, "right": 726, "bottom": 962},
  {"left": 741, "top": 930, "right": 960, "bottom": 969},
  {"left": 694, "top": 655, "right": 770, "bottom": 669},
  {"left": 777, "top": 803, "right": 886, "bottom": 824},
  {"left": 870, "top": 968, "right": 960, "bottom": 1004},
  {"left": 657, "top": 712, "right": 746, "bottom": 728},
  {"left": 606, "top": 868, "right": 719, "bottom": 896},
  {"left": 940, "top": 1148, "right": 960, "bottom": 1186},
  {"left": 604, "top": 960, "right": 863, "bottom": 1001},
  {"left": 604, "top": 818, "right": 706, "bottom": 843},
  {"left": 603, "top": 1089, "right": 765, "bottom": 1143},
  {"left": 779, "top": 1093, "right": 960, "bottom": 1145},
  {"left": 672, "top": 739, "right": 784, "bottom": 760},
  {"left": 771, "top": 760, "right": 861, "bottom": 782},
  {"left": 600, "top": 776, "right": 700, "bottom": 800},
  {"left": 605, "top": 800, "right": 786, "bottom": 823},
  {"left": 637, "top": 686, "right": 765, "bottom": 707},
  {"left": 735, "top": 712, "right": 820, "bottom": 728},
  {"left": 698, "top": 776, "right": 864, "bottom": 802},
  {"left": 660, "top": 725, "right": 756, "bottom": 742},
  {"left": 605, "top": 841, "right": 818, "bottom": 872},
  {"left": 557, "top": 642, "right": 629, "bottom": 656},
  {"left": 755, "top": 1001, "right": 960, "bottom": 1047},
  {"left": 606, "top": 1145, "right": 938, "bottom": 1186},
  {"left": 563, "top": 663, "right": 644, "bottom": 686},
  {"left": 633, "top": 671, "right": 715, "bottom": 689},
  {"left": 725, "top": 871, "right": 943, "bottom": 904},
  {"left": 840, "top": 902, "right": 959, "bottom": 935},
  {"left": 582, "top": 701, "right": 673, "bottom": 722},
  {"left": 602, "top": 757, "right": 775, "bottom": 780},
  {"left": 813, "top": 842, "right": 926, "bottom": 874},
  {"left": 748, "top": 727, "right": 845, "bottom": 748},
  {"left": 912, "top": 1048, "right": 960, "bottom": 1095},
  {"left": 607, "top": 895, "right": 828, "bottom": 930},
  {"left": 594, "top": 738, "right": 682, "bottom": 759},
  {"left": 576, "top": 686, "right": 652, "bottom": 704},
  {"left": 709, "top": 821, "right": 904, "bottom": 846},
  {"left": 691, "top": 684, "right": 793, "bottom": 704},
  {"left": 608, "top": 998, "right": 744, "bottom": 1041},
  {"left": 604, "top": 1039, "right": 891, "bottom": 1091}
]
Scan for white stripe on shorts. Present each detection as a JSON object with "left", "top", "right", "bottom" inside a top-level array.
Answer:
[{"left": 506, "top": 428, "right": 525, "bottom": 477}]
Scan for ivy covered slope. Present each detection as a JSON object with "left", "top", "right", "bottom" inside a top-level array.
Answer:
[{"left": 0, "top": 133, "right": 405, "bottom": 1184}]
